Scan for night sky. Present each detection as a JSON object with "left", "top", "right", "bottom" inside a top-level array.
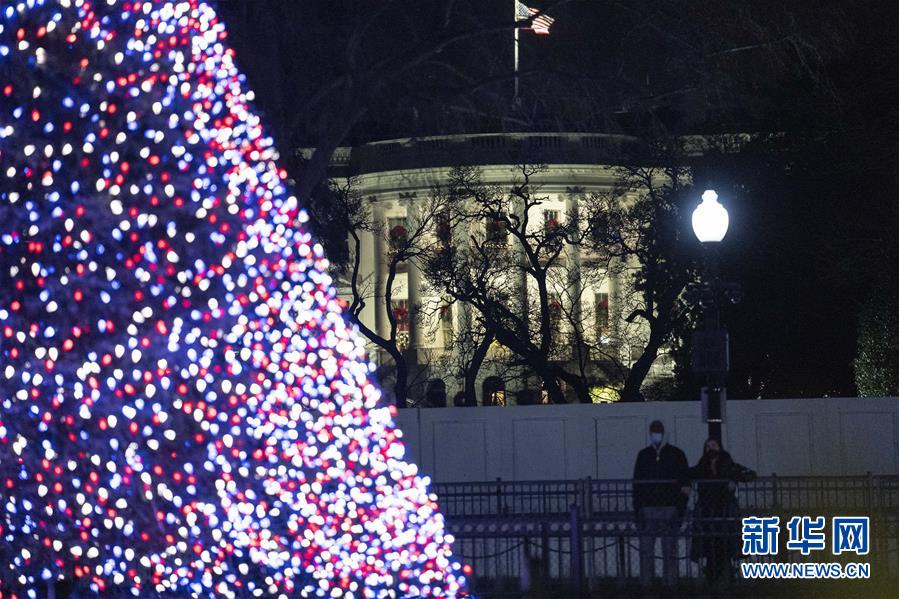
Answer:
[{"left": 218, "top": 0, "right": 899, "bottom": 398}]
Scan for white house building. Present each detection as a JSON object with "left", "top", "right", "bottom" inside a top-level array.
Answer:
[{"left": 312, "top": 132, "right": 678, "bottom": 406}]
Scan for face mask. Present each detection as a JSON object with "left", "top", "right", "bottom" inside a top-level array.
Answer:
[{"left": 650, "top": 432, "right": 663, "bottom": 445}]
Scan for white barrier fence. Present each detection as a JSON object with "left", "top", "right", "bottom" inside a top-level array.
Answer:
[{"left": 395, "top": 397, "right": 899, "bottom": 482}]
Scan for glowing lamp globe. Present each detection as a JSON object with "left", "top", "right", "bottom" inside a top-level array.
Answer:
[{"left": 692, "top": 190, "right": 729, "bottom": 243}]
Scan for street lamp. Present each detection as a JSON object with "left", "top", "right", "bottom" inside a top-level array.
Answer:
[
  {"left": 692, "top": 190, "right": 729, "bottom": 243},
  {"left": 691, "top": 189, "right": 730, "bottom": 443}
]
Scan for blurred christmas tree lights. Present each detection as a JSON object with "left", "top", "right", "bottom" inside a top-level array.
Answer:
[{"left": 0, "top": 1, "right": 467, "bottom": 596}]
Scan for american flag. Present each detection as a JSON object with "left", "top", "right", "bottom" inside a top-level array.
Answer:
[{"left": 516, "top": 1, "right": 554, "bottom": 35}]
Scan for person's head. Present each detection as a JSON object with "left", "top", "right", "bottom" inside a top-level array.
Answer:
[
  {"left": 703, "top": 438, "right": 722, "bottom": 455},
  {"left": 649, "top": 420, "right": 665, "bottom": 446}
]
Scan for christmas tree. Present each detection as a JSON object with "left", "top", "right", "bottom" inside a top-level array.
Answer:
[{"left": 0, "top": 1, "right": 467, "bottom": 596}]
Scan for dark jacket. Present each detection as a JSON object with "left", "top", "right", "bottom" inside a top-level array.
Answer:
[
  {"left": 687, "top": 450, "right": 756, "bottom": 562},
  {"left": 632, "top": 443, "right": 689, "bottom": 516},
  {"left": 689, "top": 450, "right": 756, "bottom": 515}
]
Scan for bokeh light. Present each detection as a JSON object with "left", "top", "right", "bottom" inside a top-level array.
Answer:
[{"left": 0, "top": 1, "right": 467, "bottom": 596}]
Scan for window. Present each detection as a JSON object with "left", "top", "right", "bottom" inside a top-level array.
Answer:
[
  {"left": 482, "top": 377, "right": 506, "bottom": 407},
  {"left": 485, "top": 215, "right": 507, "bottom": 245},
  {"left": 542, "top": 209, "right": 564, "bottom": 258},
  {"left": 435, "top": 209, "right": 451, "bottom": 245},
  {"left": 543, "top": 209, "right": 561, "bottom": 233},
  {"left": 439, "top": 303, "right": 453, "bottom": 348},
  {"left": 595, "top": 292, "right": 610, "bottom": 344},
  {"left": 391, "top": 299, "right": 410, "bottom": 351},
  {"left": 388, "top": 217, "right": 408, "bottom": 251},
  {"left": 548, "top": 293, "right": 563, "bottom": 337}
]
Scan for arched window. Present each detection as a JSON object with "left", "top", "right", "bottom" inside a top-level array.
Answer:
[
  {"left": 482, "top": 376, "right": 506, "bottom": 407},
  {"left": 425, "top": 378, "right": 447, "bottom": 408}
]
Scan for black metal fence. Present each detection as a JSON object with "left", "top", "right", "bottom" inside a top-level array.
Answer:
[{"left": 434, "top": 476, "right": 899, "bottom": 597}]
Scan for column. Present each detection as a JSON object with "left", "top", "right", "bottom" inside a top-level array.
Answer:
[
  {"left": 371, "top": 203, "right": 388, "bottom": 347},
  {"left": 356, "top": 225, "right": 377, "bottom": 336},
  {"left": 565, "top": 193, "right": 583, "bottom": 358},
  {"left": 512, "top": 192, "right": 530, "bottom": 399},
  {"left": 405, "top": 200, "right": 422, "bottom": 363}
]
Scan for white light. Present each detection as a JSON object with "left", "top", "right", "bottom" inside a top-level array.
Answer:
[{"left": 692, "top": 189, "right": 729, "bottom": 243}]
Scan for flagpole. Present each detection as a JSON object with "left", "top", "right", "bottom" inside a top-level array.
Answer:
[{"left": 513, "top": 0, "right": 520, "bottom": 100}]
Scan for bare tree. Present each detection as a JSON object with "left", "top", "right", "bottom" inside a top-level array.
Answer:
[
  {"left": 309, "top": 179, "right": 448, "bottom": 407},
  {"left": 419, "top": 159, "right": 704, "bottom": 405},
  {"left": 423, "top": 165, "right": 603, "bottom": 403},
  {"left": 585, "top": 162, "right": 701, "bottom": 401},
  {"left": 545, "top": 239, "right": 631, "bottom": 398}
]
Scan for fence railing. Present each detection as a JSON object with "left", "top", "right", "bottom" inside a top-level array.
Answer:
[
  {"left": 434, "top": 475, "right": 899, "bottom": 519},
  {"left": 434, "top": 476, "right": 899, "bottom": 597}
]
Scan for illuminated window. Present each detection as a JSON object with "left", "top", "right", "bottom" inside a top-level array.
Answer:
[
  {"left": 388, "top": 217, "right": 408, "bottom": 251},
  {"left": 542, "top": 209, "right": 564, "bottom": 258},
  {"left": 435, "top": 210, "right": 451, "bottom": 245},
  {"left": 391, "top": 299, "right": 410, "bottom": 351},
  {"left": 549, "top": 294, "right": 563, "bottom": 337},
  {"left": 439, "top": 303, "right": 453, "bottom": 348},
  {"left": 482, "top": 376, "right": 505, "bottom": 406},
  {"left": 595, "top": 292, "right": 609, "bottom": 343},
  {"left": 543, "top": 209, "right": 560, "bottom": 232}
]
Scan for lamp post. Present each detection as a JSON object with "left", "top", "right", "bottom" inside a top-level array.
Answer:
[
  {"left": 692, "top": 190, "right": 729, "bottom": 243},
  {"left": 691, "top": 190, "right": 730, "bottom": 443}
]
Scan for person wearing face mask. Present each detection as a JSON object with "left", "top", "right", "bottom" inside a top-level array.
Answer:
[
  {"left": 688, "top": 438, "right": 756, "bottom": 585},
  {"left": 632, "top": 420, "right": 690, "bottom": 587}
]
